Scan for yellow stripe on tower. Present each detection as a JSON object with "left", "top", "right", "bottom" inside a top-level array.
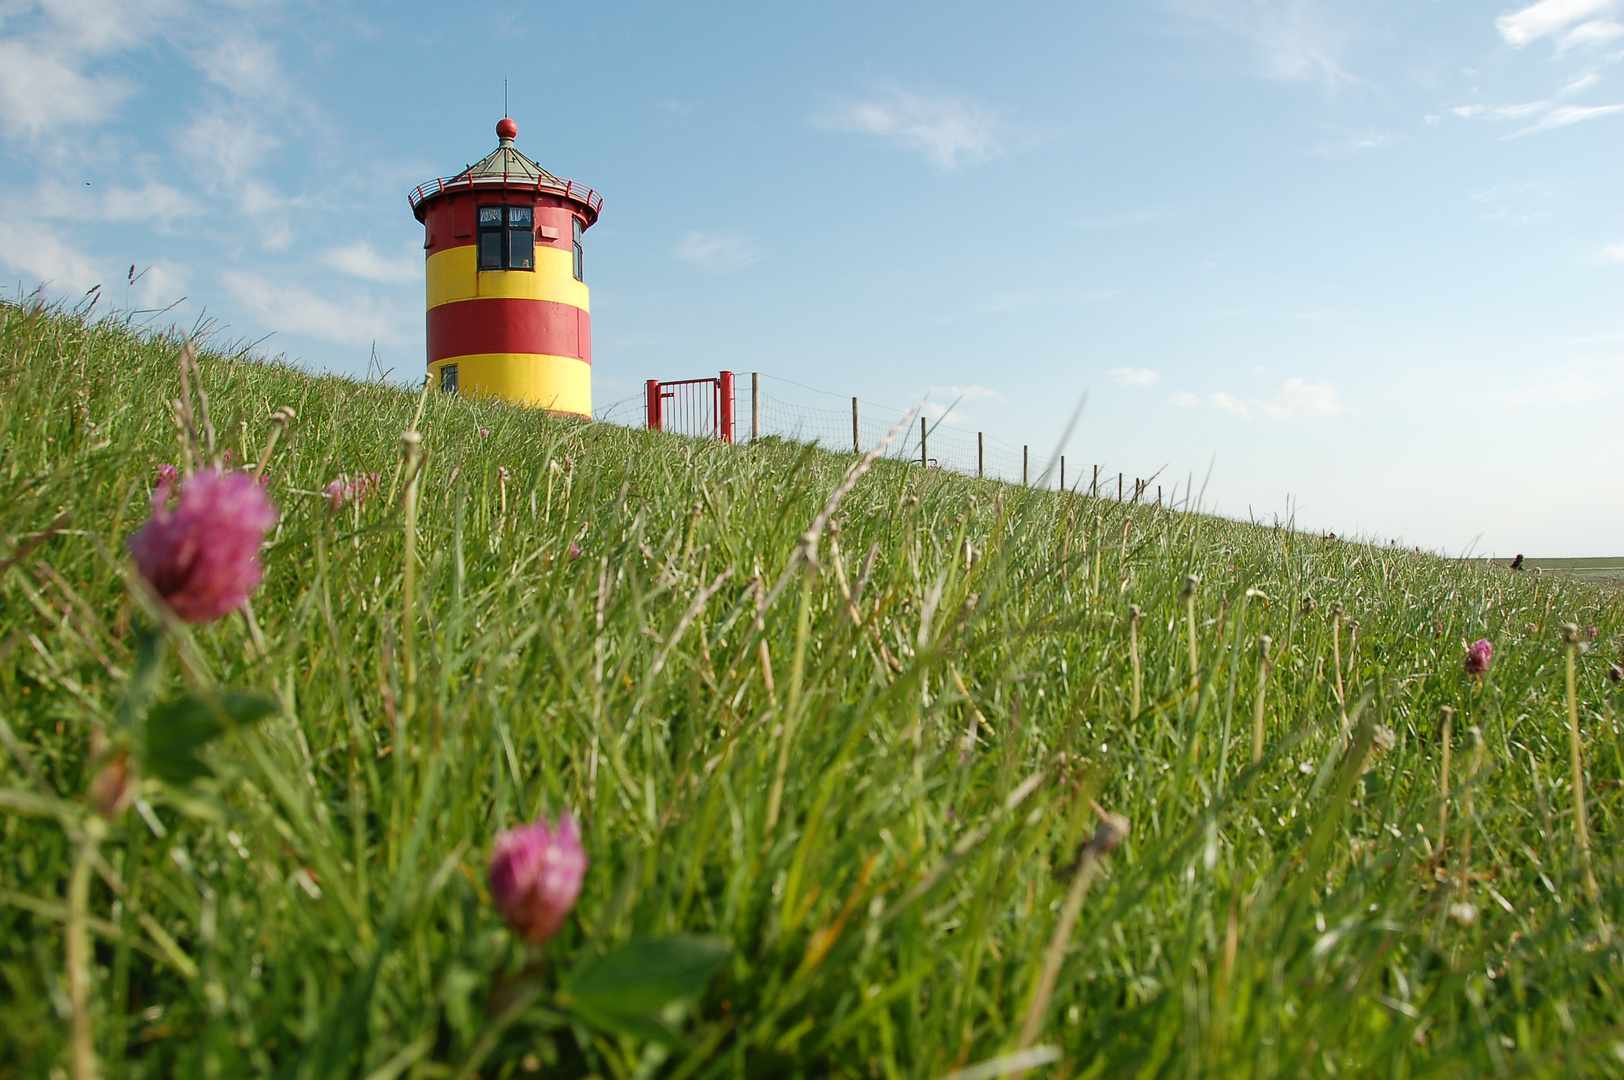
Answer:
[
  {"left": 425, "top": 245, "right": 590, "bottom": 312},
  {"left": 430, "top": 354, "right": 591, "bottom": 415}
]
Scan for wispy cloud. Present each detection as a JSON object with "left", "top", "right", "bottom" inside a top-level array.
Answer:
[
  {"left": 1484, "top": 359, "right": 1623, "bottom": 404},
  {"left": 921, "top": 384, "right": 1002, "bottom": 425},
  {"left": 223, "top": 271, "right": 410, "bottom": 348},
  {"left": 0, "top": 215, "right": 104, "bottom": 292},
  {"left": 320, "top": 242, "right": 421, "bottom": 284},
  {"left": 1496, "top": 0, "right": 1623, "bottom": 50},
  {"left": 1172, "top": 378, "right": 1343, "bottom": 419},
  {"left": 1263, "top": 378, "right": 1342, "bottom": 417},
  {"left": 1469, "top": 183, "right": 1557, "bottom": 226},
  {"left": 975, "top": 288, "right": 1119, "bottom": 314},
  {"left": 1505, "top": 101, "right": 1624, "bottom": 135},
  {"left": 674, "top": 231, "right": 764, "bottom": 272},
  {"left": 813, "top": 85, "right": 1000, "bottom": 169},
  {"left": 33, "top": 182, "right": 201, "bottom": 231},
  {"left": 1175, "top": 0, "right": 1355, "bottom": 91},
  {"left": 1604, "top": 241, "right": 1624, "bottom": 260},
  {"left": 1446, "top": 98, "right": 1624, "bottom": 138},
  {"left": 1311, "top": 129, "right": 1397, "bottom": 157},
  {"left": 321, "top": 240, "right": 422, "bottom": 282},
  {"left": 1109, "top": 367, "right": 1162, "bottom": 387},
  {"left": 0, "top": 0, "right": 178, "bottom": 141},
  {"left": 1073, "top": 207, "right": 1178, "bottom": 229}
]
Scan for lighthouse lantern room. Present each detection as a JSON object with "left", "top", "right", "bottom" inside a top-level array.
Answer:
[{"left": 408, "top": 117, "right": 602, "bottom": 415}]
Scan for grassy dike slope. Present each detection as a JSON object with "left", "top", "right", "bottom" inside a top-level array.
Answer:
[{"left": 2, "top": 299, "right": 1622, "bottom": 1079}]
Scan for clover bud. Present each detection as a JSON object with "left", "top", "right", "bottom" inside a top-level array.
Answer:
[
  {"left": 129, "top": 468, "right": 278, "bottom": 623},
  {"left": 489, "top": 813, "right": 587, "bottom": 945}
]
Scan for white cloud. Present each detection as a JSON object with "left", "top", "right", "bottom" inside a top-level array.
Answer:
[
  {"left": 223, "top": 270, "right": 410, "bottom": 347},
  {"left": 814, "top": 85, "right": 999, "bottom": 169},
  {"left": 33, "top": 181, "right": 201, "bottom": 230},
  {"left": 321, "top": 241, "right": 421, "bottom": 284},
  {"left": 1447, "top": 98, "right": 1624, "bottom": 138},
  {"left": 1452, "top": 102, "right": 1546, "bottom": 119},
  {"left": 1073, "top": 207, "right": 1178, "bottom": 229},
  {"left": 976, "top": 288, "right": 1120, "bottom": 313},
  {"left": 1109, "top": 367, "right": 1162, "bottom": 387},
  {"left": 179, "top": 108, "right": 280, "bottom": 188},
  {"left": 1559, "top": 18, "right": 1624, "bottom": 47},
  {"left": 0, "top": 215, "right": 104, "bottom": 291},
  {"left": 921, "top": 384, "right": 1001, "bottom": 425},
  {"left": 1262, "top": 378, "right": 1342, "bottom": 417},
  {"left": 674, "top": 231, "right": 763, "bottom": 272},
  {"left": 1176, "top": 0, "right": 1355, "bottom": 91},
  {"left": 1604, "top": 242, "right": 1624, "bottom": 260},
  {"left": 0, "top": 40, "right": 134, "bottom": 139},
  {"left": 100, "top": 183, "right": 200, "bottom": 227},
  {"left": 0, "top": 0, "right": 186, "bottom": 143},
  {"left": 1496, "top": 0, "right": 1620, "bottom": 48},
  {"left": 1312, "top": 129, "right": 1397, "bottom": 157},
  {"left": 1171, "top": 379, "right": 1343, "bottom": 419},
  {"left": 1558, "top": 72, "right": 1605, "bottom": 95},
  {"left": 193, "top": 34, "right": 284, "bottom": 97},
  {"left": 1505, "top": 101, "right": 1624, "bottom": 135}
]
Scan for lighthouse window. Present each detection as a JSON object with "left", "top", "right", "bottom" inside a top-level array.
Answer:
[
  {"left": 477, "top": 205, "right": 535, "bottom": 271},
  {"left": 508, "top": 206, "right": 534, "bottom": 270},
  {"left": 572, "top": 218, "right": 584, "bottom": 281}
]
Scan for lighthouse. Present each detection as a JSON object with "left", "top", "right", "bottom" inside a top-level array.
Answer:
[{"left": 408, "top": 117, "right": 602, "bottom": 415}]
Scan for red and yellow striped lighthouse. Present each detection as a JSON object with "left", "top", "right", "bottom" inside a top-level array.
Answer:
[{"left": 408, "top": 117, "right": 602, "bottom": 415}]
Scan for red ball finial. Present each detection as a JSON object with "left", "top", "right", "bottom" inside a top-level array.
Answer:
[{"left": 496, "top": 116, "right": 517, "bottom": 140}]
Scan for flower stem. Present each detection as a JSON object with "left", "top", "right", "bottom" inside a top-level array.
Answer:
[
  {"left": 68, "top": 817, "right": 107, "bottom": 1080},
  {"left": 1564, "top": 630, "right": 1598, "bottom": 901},
  {"left": 1012, "top": 806, "right": 1129, "bottom": 1073},
  {"left": 1437, "top": 706, "right": 1453, "bottom": 857},
  {"left": 1128, "top": 605, "right": 1142, "bottom": 719},
  {"left": 400, "top": 431, "right": 423, "bottom": 731},
  {"left": 1250, "top": 635, "right": 1272, "bottom": 765}
]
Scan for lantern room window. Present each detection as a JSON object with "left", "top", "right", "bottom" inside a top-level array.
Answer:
[
  {"left": 477, "top": 205, "right": 535, "bottom": 271},
  {"left": 572, "top": 218, "right": 584, "bottom": 281}
]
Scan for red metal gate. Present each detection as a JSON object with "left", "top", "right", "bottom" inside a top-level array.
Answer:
[{"left": 645, "top": 371, "right": 735, "bottom": 443}]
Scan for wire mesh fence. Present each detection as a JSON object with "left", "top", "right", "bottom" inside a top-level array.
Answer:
[{"left": 593, "top": 370, "right": 1177, "bottom": 501}]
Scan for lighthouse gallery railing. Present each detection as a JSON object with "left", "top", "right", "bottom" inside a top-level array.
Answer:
[{"left": 407, "top": 174, "right": 604, "bottom": 216}]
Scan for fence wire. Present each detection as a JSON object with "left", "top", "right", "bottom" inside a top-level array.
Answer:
[{"left": 593, "top": 371, "right": 1176, "bottom": 501}]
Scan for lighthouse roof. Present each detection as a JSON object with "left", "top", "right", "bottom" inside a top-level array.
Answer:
[{"left": 409, "top": 118, "right": 602, "bottom": 223}]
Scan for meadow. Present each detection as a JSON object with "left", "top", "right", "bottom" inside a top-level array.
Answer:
[{"left": 2, "top": 297, "right": 1622, "bottom": 1079}]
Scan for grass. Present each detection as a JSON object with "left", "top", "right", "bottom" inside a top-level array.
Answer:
[{"left": 2, "top": 296, "right": 1623, "bottom": 1079}]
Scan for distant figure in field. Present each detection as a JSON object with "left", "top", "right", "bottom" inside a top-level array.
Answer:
[{"left": 1510, "top": 554, "right": 1525, "bottom": 571}]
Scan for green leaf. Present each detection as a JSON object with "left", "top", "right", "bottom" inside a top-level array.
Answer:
[
  {"left": 562, "top": 936, "right": 730, "bottom": 1048},
  {"left": 143, "top": 690, "right": 276, "bottom": 784},
  {"left": 114, "top": 625, "right": 166, "bottom": 732}
]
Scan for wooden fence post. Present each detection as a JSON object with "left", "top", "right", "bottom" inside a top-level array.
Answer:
[{"left": 751, "top": 373, "right": 761, "bottom": 441}]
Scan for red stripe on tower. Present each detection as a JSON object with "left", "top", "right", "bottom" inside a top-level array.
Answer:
[{"left": 426, "top": 299, "right": 592, "bottom": 365}]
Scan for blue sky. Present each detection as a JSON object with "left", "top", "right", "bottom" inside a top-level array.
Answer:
[{"left": 1, "top": 0, "right": 1620, "bottom": 555}]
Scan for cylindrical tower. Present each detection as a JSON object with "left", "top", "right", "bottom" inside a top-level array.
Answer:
[{"left": 408, "top": 117, "right": 602, "bottom": 415}]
